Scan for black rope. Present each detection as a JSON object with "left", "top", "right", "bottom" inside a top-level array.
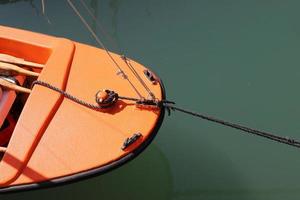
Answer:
[
  {"left": 163, "top": 103, "right": 300, "bottom": 148},
  {"left": 32, "top": 80, "right": 136, "bottom": 110},
  {"left": 32, "top": 80, "right": 105, "bottom": 109},
  {"left": 32, "top": 80, "right": 300, "bottom": 149}
]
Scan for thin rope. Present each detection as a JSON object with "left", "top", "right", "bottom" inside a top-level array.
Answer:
[
  {"left": 164, "top": 104, "right": 300, "bottom": 149},
  {"left": 66, "top": 0, "right": 143, "bottom": 98},
  {"left": 79, "top": 0, "right": 156, "bottom": 100},
  {"left": 67, "top": 0, "right": 157, "bottom": 100},
  {"left": 79, "top": 0, "right": 120, "bottom": 52},
  {"left": 122, "top": 57, "right": 155, "bottom": 99},
  {"left": 41, "top": 0, "right": 45, "bottom": 14},
  {"left": 79, "top": 0, "right": 155, "bottom": 100},
  {"left": 39, "top": 0, "right": 51, "bottom": 24}
]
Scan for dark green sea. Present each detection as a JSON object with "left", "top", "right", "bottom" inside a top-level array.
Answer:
[{"left": 1, "top": 0, "right": 300, "bottom": 199}]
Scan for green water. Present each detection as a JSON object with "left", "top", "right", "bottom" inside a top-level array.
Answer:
[{"left": 1, "top": 0, "right": 300, "bottom": 199}]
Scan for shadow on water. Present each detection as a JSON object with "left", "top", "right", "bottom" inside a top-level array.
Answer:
[
  {"left": 108, "top": 0, "right": 121, "bottom": 52},
  {"left": 0, "top": 0, "right": 32, "bottom": 4},
  {"left": 0, "top": 0, "right": 37, "bottom": 8},
  {"left": 0, "top": 131, "right": 251, "bottom": 200},
  {"left": 158, "top": 123, "right": 252, "bottom": 200},
  {"left": 0, "top": 0, "right": 42, "bottom": 16},
  {"left": 90, "top": 0, "right": 97, "bottom": 33},
  {"left": 108, "top": 0, "right": 119, "bottom": 41},
  {"left": 0, "top": 144, "right": 173, "bottom": 199}
]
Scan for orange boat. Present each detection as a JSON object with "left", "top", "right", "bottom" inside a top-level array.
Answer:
[{"left": 0, "top": 25, "right": 165, "bottom": 192}]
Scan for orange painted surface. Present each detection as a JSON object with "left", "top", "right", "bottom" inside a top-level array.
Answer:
[{"left": 0, "top": 25, "right": 163, "bottom": 189}]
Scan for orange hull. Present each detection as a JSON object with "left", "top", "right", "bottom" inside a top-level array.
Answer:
[{"left": 0, "top": 25, "right": 165, "bottom": 192}]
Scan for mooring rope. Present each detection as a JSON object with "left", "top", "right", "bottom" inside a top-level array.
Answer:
[
  {"left": 163, "top": 104, "right": 300, "bottom": 148},
  {"left": 32, "top": 79, "right": 300, "bottom": 149},
  {"left": 32, "top": 80, "right": 138, "bottom": 109}
]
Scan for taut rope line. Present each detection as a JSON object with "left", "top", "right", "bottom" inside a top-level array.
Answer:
[
  {"left": 122, "top": 56, "right": 155, "bottom": 99},
  {"left": 66, "top": 0, "right": 143, "bottom": 99},
  {"left": 32, "top": 80, "right": 300, "bottom": 149},
  {"left": 164, "top": 104, "right": 300, "bottom": 148},
  {"left": 67, "top": 0, "right": 155, "bottom": 100},
  {"left": 79, "top": 0, "right": 120, "bottom": 52}
]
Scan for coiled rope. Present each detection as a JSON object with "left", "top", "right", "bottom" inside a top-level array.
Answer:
[{"left": 32, "top": 80, "right": 300, "bottom": 149}]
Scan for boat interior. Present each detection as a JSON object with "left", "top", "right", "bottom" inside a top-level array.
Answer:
[{"left": 0, "top": 37, "right": 48, "bottom": 159}]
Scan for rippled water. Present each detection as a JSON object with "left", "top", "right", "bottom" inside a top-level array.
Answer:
[{"left": 1, "top": 0, "right": 300, "bottom": 199}]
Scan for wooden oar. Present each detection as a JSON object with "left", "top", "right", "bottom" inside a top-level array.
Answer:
[
  {"left": 0, "top": 53, "right": 44, "bottom": 68},
  {"left": 0, "top": 147, "right": 6, "bottom": 153},
  {"left": 0, "top": 77, "right": 31, "bottom": 93},
  {"left": 0, "top": 61, "right": 39, "bottom": 77}
]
